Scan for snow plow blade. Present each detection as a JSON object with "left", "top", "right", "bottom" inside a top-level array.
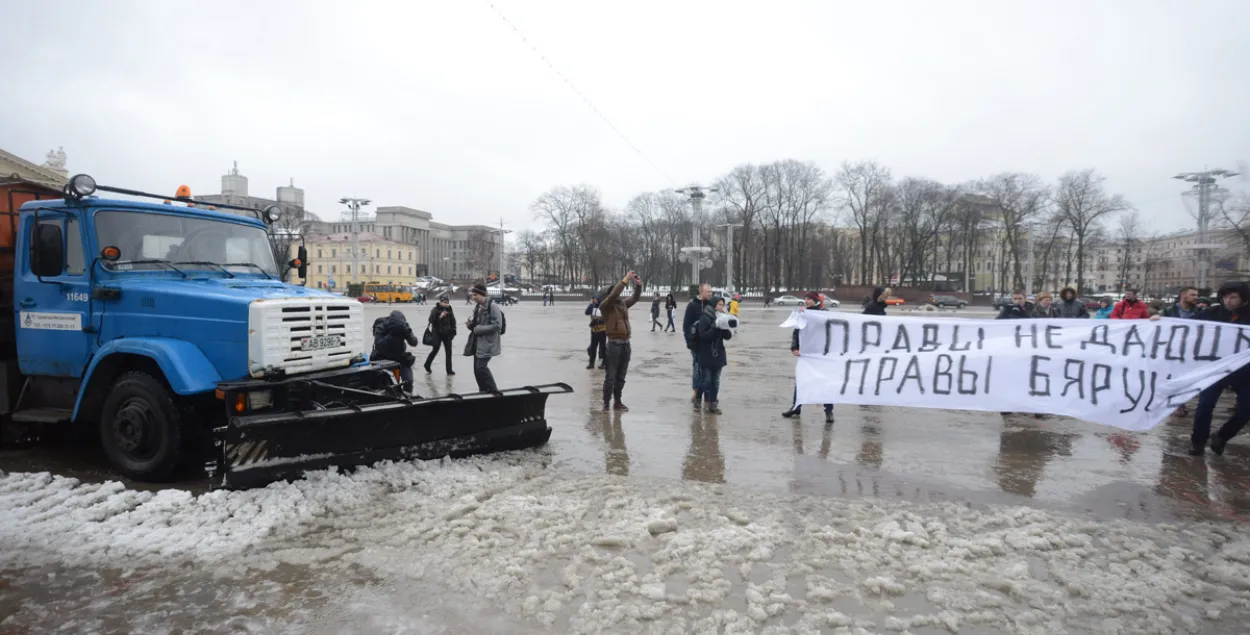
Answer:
[{"left": 210, "top": 377, "right": 573, "bottom": 490}]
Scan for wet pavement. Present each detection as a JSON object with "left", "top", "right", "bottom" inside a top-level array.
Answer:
[{"left": 4, "top": 300, "right": 1250, "bottom": 634}]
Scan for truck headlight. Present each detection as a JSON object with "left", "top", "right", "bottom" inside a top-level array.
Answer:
[
  {"left": 247, "top": 390, "right": 274, "bottom": 410},
  {"left": 68, "top": 174, "right": 97, "bottom": 197}
]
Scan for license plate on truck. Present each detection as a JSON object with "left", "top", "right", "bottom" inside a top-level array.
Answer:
[{"left": 301, "top": 335, "right": 342, "bottom": 351}]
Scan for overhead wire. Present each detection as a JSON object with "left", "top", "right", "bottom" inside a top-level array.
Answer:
[{"left": 484, "top": 1, "right": 676, "bottom": 186}]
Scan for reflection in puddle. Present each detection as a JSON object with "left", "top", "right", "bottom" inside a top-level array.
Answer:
[
  {"left": 992, "top": 424, "right": 1076, "bottom": 498},
  {"left": 682, "top": 413, "right": 724, "bottom": 484}
]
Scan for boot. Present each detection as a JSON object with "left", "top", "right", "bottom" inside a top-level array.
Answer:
[
  {"left": 1211, "top": 435, "right": 1229, "bottom": 456},
  {"left": 825, "top": 411, "right": 834, "bottom": 424},
  {"left": 613, "top": 402, "right": 629, "bottom": 412},
  {"left": 692, "top": 397, "right": 702, "bottom": 412},
  {"left": 602, "top": 401, "right": 611, "bottom": 412},
  {"left": 706, "top": 400, "right": 722, "bottom": 415},
  {"left": 586, "top": 361, "right": 595, "bottom": 369},
  {"left": 424, "top": 365, "right": 432, "bottom": 374},
  {"left": 781, "top": 408, "right": 799, "bottom": 418}
]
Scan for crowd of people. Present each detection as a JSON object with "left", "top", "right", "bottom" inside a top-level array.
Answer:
[{"left": 370, "top": 276, "right": 1250, "bottom": 460}]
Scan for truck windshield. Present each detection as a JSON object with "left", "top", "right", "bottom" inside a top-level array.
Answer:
[{"left": 95, "top": 210, "right": 279, "bottom": 276}]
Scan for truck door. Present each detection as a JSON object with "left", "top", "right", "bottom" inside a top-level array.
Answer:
[{"left": 17, "top": 214, "right": 93, "bottom": 377}]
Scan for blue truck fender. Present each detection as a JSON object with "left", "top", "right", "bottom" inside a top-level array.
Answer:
[{"left": 73, "top": 338, "right": 223, "bottom": 420}]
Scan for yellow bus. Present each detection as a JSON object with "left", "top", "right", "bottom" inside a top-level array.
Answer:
[{"left": 363, "top": 283, "right": 414, "bottom": 303}]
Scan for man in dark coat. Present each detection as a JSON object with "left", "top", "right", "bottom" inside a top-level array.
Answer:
[
  {"left": 1183, "top": 281, "right": 1250, "bottom": 455},
  {"left": 1162, "top": 286, "right": 1200, "bottom": 319},
  {"left": 862, "top": 286, "right": 891, "bottom": 315},
  {"left": 782, "top": 292, "right": 835, "bottom": 423},
  {"left": 684, "top": 283, "right": 713, "bottom": 403},
  {"left": 1054, "top": 287, "right": 1090, "bottom": 318},
  {"left": 423, "top": 294, "right": 457, "bottom": 375},
  {"left": 372, "top": 310, "right": 420, "bottom": 389},
  {"left": 585, "top": 294, "right": 607, "bottom": 369},
  {"left": 996, "top": 290, "right": 1034, "bottom": 320}
]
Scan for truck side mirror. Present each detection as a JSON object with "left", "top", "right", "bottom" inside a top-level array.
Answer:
[
  {"left": 297, "top": 245, "right": 308, "bottom": 279},
  {"left": 31, "top": 223, "right": 64, "bottom": 278}
]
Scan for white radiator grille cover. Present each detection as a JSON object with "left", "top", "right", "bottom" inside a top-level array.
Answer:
[{"left": 247, "top": 297, "right": 365, "bottom": 378}]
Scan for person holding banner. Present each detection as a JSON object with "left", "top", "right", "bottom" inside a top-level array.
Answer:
[
  {"left": 1032, "top": 292, "right": 1059, "bottom": 318},
  {"left": 996, "top": 290, "right": 1033, "bottom": 319},
  {"left": 1111, "top": 288, "right": 1151, "bottom": 320},
  {"left": 1152, "top": 281, "right": 1250, "bottom": 455},
  {"left": 1094, "top": 296, "right": 1114, "bottom": 319},
  {"left": 693, "top": 296, "right": 734, "bottom": 414},
  {"left": 1054, "top": 287, "right": 1090, "bottom": 319},
  {"left": 862, "top": 286, "right": 892, "bottom": 315},
  {"left": 782, "top": 292, "right": 835, "bottom": 423}
]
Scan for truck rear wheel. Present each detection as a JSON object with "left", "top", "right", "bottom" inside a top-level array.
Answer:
[{"left": 99, "top": 371, "right": 184, "bottom": 482}]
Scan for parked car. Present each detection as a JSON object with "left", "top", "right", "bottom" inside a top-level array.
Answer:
[
  {"left": 885, "top": 297, "right": 905, "bottom": 306},
  {"left": 357, "top": 295, "right": 377, "bottom": 303},
  {"left": 820, "top": 294, "right": 841, "bottom": 308},
  {"left": 773, "top": 295, "right": 804, "bottom": 306},
  {"left": 929, "top": 295, "right": 967, "bottom": 309},
  {"left": 1078, "top": 296, "right": 1102, "bottom": 310}
]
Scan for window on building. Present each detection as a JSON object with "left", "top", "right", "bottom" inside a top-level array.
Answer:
[
  {"left": 317, "top": 265, "right": 323, "bottom": 274},
  {"left": 375, "top": 265, "right": 380, "bottom": 273},
  {"left": 387, "top": 265, "right": 392, "bottom": 274},
  {"left": 331, "top": 265, "right": 337, "bottom": 273},
  {"left": 408, "top": 266, "right": 413, "bottom": 274},
  {"left": 317, "top": 249, "right": 323, "bottom": 258},
  {"left": 331, "top": 248, "right": 336, "bottom": 258},
  {"left": 387, "top": 249, "right": 392, "bottom": 259},
  {"left": 375, "top": 249, "right": 380, "bottom": 258}
]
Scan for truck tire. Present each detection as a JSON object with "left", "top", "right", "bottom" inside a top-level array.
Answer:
[{"left": 99, "top": 371, "right": 184, "bottom": 482}]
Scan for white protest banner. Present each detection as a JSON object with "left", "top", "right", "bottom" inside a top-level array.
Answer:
[{"left": 781, "top": 310, "right": 1250, "bottom": 431}]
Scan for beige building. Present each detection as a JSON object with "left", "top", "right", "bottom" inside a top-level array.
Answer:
[
  {"left": 0, "top": 147, "right": 70, "bottom": 188},
  {"left": 298, "top": 232, "right": 421, "bottom": 292}
]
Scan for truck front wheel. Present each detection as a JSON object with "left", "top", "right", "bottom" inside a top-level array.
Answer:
[{"left": 99, "top": 371, "right": 184, "bottom": 482}]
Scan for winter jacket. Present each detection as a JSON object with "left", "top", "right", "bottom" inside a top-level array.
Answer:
[
  {"left": 684, "top": 298, "right": 706, "bottom": 350},
  {"left": 427, "top": 305, "right": 457, "bottom": 338},
  {"left": 1032, "top": 304, "right": 1059, "bottom": 318},
  {"left": 1111, "top": 298, "right": 1150, "bottom": 320},
  {"left": 1094, "top": 305, "right": 1114, "bottom": 319},
  {"left": 728, "top": 299, "right": 740, "bottom": 316},
  {"left": 600, "top": 278, "right": 641, "bottom": 341},
  {"left": 651, "top": 297, "right": 662, "bottom": 317},
  {"left": 469, "top": 299, "right": 504, "bottom": 358},
  {"left": 996, "top": 303, "right": 1034, "bottom": 320},
  {"left": 585, "top": 301, "right": 606, "bottom": 332},
  {"left": 372, "top": 310, "right": 420, "bottom": 366},
  {"left": 1161, "top": 301, "right": 1199, "bottom": 320},
  {"left": 1053, "top": 298, "right": 1090, "bottom": 319},
  {"left": 1197, "top": 282, "right": 1250, "bottom": 325},
  {"left": 862, "top": 287, "right": 888, "bottom": 316},
  {"left": 791, "top": 305, "right": 827, "bottom": 351},
  {"left": 695, "top": 306, "right": 733, "bottom": 370}
]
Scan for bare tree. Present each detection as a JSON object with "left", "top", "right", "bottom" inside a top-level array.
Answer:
[
  {"left": 465, "top": 229, "right": 495, "bottom": 280},
  {"left": 1052, "top": 169, "right": 1130, "bottom": 294},
  {"left": 1117, "top": 211, "right": 1143, "bottom": 290},
  {"left": 1218, "top": 194, "right": 1250, "bottom": 264},
  {"left": 271, "top": 208, "right": 316, "bottom": 283},
  {"left": 837, "top": 161, "right": 893, "bottom": 284},
  {"left": 977, "top": 173, "right": 1049, "bottom": 290}
]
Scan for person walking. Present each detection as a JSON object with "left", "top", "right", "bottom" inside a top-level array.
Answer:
[
  {"left": 1160, "top": 282, "right": 1250, "bottom": 455},
  {"left": 599, "top": 271, "right": 642, "bottom": 411},
  {"left": 371, "top": 310, "right": 420, "bottom": 391},
  {"left": 585, "top": 294, "right": 607, "bottom": 369},
  {"left": 694, "top": 295, "right": 733, "bottom": 414},
  {"left": 465, "top": 283, "right": 503, "bottom": 392},
  {"left": 728, "top": 294, "right": 741, "bottom": 318},
  {"left": 1054, "top": 287, "right": 1090, "bottom": 318},
  {"left": 664, "top": 293, "right": 678, "bottom": 332},
  {"left": 1110, "top": 288, "right": 1150, "bottom": 319},
  {"left": 650, "top": 293, "right": 663, "bottom": 331},
  {"left": 423, "top": 294, "right": 457, "bottom": 375},
  {"left": 782, "top": 292, "right": 835, "bottom": 423},
  {"left": 684, "top": 283, "right": 713, "bottom": 404},
  {"left": 863, "top": 287, "right": 891, "bottom": 315}
]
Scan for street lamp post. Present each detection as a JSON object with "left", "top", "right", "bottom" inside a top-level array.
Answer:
[
  {"left": 339, "top": 197, "right": 371, "bottom": 284},
  {"left": 717, "top": 223, "right": 743, "bottom": 293},
  {"left": 1175, "top": 168, "right": 1238, "bottom": 290},
  {"left": 676, "top": 185, "right": 718, "bottom": 286},
  {"left": 497, "top": 217, "right": 513, "bottom": 287}
]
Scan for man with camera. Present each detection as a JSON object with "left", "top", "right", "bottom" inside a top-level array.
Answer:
[{"left": 599, "top": 271, "right": 643, "bottom": 411}]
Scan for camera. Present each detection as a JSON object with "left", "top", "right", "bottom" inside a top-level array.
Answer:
[{"left": 715, "top": 313, "right": 738, "bottom": 330}]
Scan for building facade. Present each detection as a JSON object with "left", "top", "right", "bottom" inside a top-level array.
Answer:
[{"left": 297, "top": 232, "right": 421, "bottom": 291}]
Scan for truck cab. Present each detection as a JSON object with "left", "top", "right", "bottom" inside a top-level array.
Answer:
[{"left": 2, "top": 174, "right": 367, "bottom": 480}]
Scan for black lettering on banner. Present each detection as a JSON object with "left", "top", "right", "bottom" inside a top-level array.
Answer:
[
  {"left": 874, "top": 357, "right": 899, "bottom": 396},
  {"left": 1122, "top": 325, "right": 1147, "bottom": 359},
  {"left": 860, "top": 322, "right": 882, "bottom": 354},
  {"left": 1194, "top": 324, "right": 1221, "bottom": 361},
  {"left": 1148, "top": 324, "right": 1167, "bottom": 360},
  {"left": 1164, "top": 325, "right": 1190, "bottom": 362},
  {"left": 934, "top": 354, "right": 954, "bottom": 394},
  {"left": 919, "top": 324, "right": 941, "bottom": 353},
  {"left": 1015, "top": 324, "right": 1039, "bottom": 349},
  {"left": 1081, "top": 324, "right": 1117, "bottom": 354},
  {"left": 1144, "top": 370, "right": 1159, "bottom": 412},
  {"left": 1029, "top": 355, "right": 1051, "bottom": 396},
  {"left": 825, "top": 319, "right": 851, "bottom": 356},
  {"left": 1091, "top": 364, "right": 1112, "bottom": 405},
  {"left": 977, "top": 327, "right": 986, "bottom": 351},
  {"left": 842, "top": 358, "right": 871, "bottom": 395},
  {"left": 1121, "top": 368, "right": 1146, "bottom": 413},
  {"left": 984, "top": 355, "right": 992, "bottom": 393},
  {"left": 1237, "top": 329, "right": 1250, "bottom": 355},
  {"left": 949, "top": 325, "right": 972, "bottom": 352},
  {"left": 898, "top": 355, "right": 926, "bottom": 394},
  {"left": 890, "top": 326, "right": 912, "bottom": 353},
  {"left": 1044, "top": 325, "right": 1063, "bottom": 350},
  {"left": 957, "top": 355, "right": 979, "bottom": 395},
  {"left": 1062, "top": 359, "right": 1085, "bottom": 398}
]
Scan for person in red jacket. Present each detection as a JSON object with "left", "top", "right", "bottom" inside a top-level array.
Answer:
[{"left": 1110, "top": 289, "right": 1150, "bottom": 319}]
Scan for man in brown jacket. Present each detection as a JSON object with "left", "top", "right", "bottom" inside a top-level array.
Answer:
[{"left": 600, "top": 270, "right": 642, "bottom": 411}]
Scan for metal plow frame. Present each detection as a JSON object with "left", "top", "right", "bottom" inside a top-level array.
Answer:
[{"left": 210, "top": 381, "right": 573, "bottom": 490}]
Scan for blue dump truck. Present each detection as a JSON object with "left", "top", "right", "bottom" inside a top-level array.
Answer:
[{"left": 0, "top": 174, "right": 570, "bottom": 489}]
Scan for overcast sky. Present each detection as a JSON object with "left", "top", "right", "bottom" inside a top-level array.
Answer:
[{"left": 3, "top": 0, "right": 1248, "bottom": 235}]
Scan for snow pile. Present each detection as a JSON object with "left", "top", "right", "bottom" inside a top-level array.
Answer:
[{"left": 4, "top": 457, "right": 1250, "bottom": 634}]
